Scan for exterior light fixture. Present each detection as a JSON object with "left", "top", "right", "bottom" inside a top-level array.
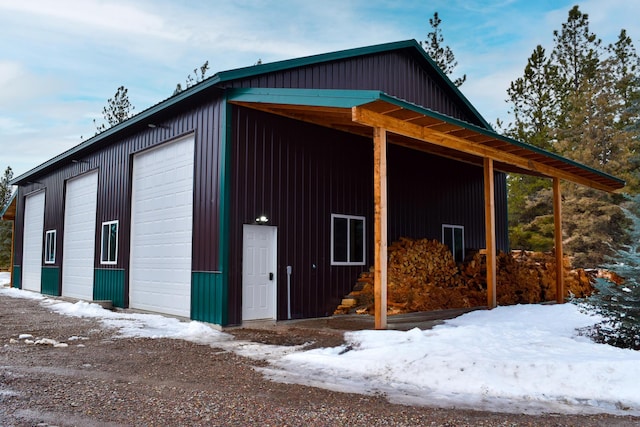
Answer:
[
  {"left": 148, "top": 123, "right": 170, "bottom": 129},
  {"left": 255, "top": 215, "right": 269, "bottom": 224}
]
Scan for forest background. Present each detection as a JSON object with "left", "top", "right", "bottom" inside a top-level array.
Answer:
[
  {"left": 1, "top": 4, "right": 639, "bottom": 271},
  {"left": 499, "top": 6, "right": 639, "bottom": 268}
]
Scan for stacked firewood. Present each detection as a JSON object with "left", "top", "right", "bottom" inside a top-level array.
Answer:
[{"left": 335, "top": 237, "right": 599, "bottom": 316}]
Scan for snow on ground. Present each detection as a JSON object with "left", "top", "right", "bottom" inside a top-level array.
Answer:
[
  {"left": 0, "top": 272, "right": 10, "bottom": 286},
  {"left": 264, "top": 304, "right": 640, "bottom": 415},
  {"left": 1, "top": 285, "right": 640, "bottom": 416}
]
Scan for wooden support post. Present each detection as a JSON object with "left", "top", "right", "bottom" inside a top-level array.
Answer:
[
  {"left": 553, "top": 178, "right": 565, "bottom": 303},
  {"left": 484, "top": 158, "right": 497, "bottom": 309},
  {"left": 373, "top": 127, "right": 388, "bottom": 329}
]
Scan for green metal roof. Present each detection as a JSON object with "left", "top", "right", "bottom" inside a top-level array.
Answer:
[
  {"left": 11, "top": 39, "right": 621, "bottom": 191},
  {"left": 374, "top": 92, "right": 625, "bottom": 188},
  {"left": 215, "top": 39, "right": 492, "bottom": 129},
  {"left": 12, "top": 39, "right": 491, "bottom": 185},
  {"left": 229, "top": 87, "right": 382, "bottom": 108}
]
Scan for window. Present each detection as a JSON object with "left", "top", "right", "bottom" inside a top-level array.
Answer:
[
  {"left": 101, "top": 220, "right": 118, "bottom": 264},
  {"left": 442, "top": 224, "right": 464, "bottom": 263},
  {"left": 331, "top": 214, "right": 365, "bottom": 265},
  {"left": 44, "top": 230, "right": 56, "bottom": 264}
]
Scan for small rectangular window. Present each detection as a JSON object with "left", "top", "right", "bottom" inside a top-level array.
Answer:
[
  {"left": 442, "top": 224, "right": 464, "bottom": 263},
  {"left": 44, "top": 230, "right": 56, "bottom": 264},
  {"left": 101, "top": 220, "right": 118, "bottom": 264},
  {"left": 331, "top": 214, "right": 365, "bottom": 266}
]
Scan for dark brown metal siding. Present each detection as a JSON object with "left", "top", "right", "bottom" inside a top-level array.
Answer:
[
  {"left": 13, "top": 185, "right": 43, "bottom": 266},
  {"left": 89, "top": 100, "right": 224, "bottom": 273},
  {"left": 12, "top": 97, "right": 225, "bottom": 298},
  {"left": 226, "top": 50, "right": 482, "bottom": 126},
  {"left": 387, "top": 145, "right": 509, "bottom": 254},
  {"left": 227, "top": 107, "right": 505, "bottom": 324},
  {"left": 13, "top": 173, "right": 74, "bottom": 271},
  {"left": 228, "top": 107, "right": 374, "bottom": 324}
]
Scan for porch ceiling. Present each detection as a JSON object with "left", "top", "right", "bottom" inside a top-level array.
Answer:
[
  {"left": 228, "top": 88, "right": 625, "bottom": 193},
  {"left": 0, "top": 192, "right": 16, "bottom": 221}
]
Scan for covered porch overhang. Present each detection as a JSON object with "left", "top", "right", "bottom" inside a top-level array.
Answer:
[{"left": 228, "top": 88, "right": 626, "bottom": 329}]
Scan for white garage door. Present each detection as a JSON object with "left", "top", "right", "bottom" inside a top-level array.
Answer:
[
  {"left": 22, "top": 191, "right": 45, "bottom": 292},
  {"left": 62, "top": 171, "right": 98, "bottom": 300},
  {"left": 129, "top": 136, "right": 194, "bottom": 317}
]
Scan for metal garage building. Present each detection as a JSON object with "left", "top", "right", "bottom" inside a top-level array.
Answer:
[{"left": 7, "top": 40, "right": 624, "bottom": 327}]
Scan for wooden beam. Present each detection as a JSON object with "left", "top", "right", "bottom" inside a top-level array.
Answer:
[
  {"left": 484, "top": 158, "right": 497, "bottom": 309},
  {"left": 373, "top": 127, "right": 388, "bottom": 329},
  {"left": 553, "top": 178, "right": 565, "bottom": 303},
  {"left": 352, "top": 106, "right": 616, "bottom": 192}
]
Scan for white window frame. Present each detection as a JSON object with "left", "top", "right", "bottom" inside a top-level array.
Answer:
[
  {"left": 100, "top": 220, "right": 119, "bottom": 265},
  {"left": 442, "top": 224, "right": 465, "bottom": 263},
  {"left": 44, "top": 229, "right": 56, "bottom": 264},
  {"left": 331, "top": 213, "right": 366, "bottom": 266}
]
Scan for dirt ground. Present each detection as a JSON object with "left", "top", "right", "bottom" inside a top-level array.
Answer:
[{"left": 1, "top": 290, "right": 639, "bottom": 426}]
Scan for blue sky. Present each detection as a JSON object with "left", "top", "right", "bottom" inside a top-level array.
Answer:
[{"left": 1, "top": 0, "right": 639, "bottom": 177}]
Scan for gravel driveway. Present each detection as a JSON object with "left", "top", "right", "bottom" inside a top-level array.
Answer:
[{"left": 1, "top": 290, "right": 638, "bottom": 426}]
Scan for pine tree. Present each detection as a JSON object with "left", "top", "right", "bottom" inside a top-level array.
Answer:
[
  {"left": 422, "top": 12, "right": 466, "bottom": 87},
  {"left": 506, "top": 45, "right": 558, "bottom": 151},
  {"left": 607, "top": 29, "right": 640, "bottom": 116},
  {"left": 173, "top": 61, "right": 210, "bottom": 95},
  {"left": 551, "top": 5, "right": 601, "bottom": 135},
  {"left": 0, "top": 166, "right": 12, "bottom": 207},
  {"left": 504, "top": 46, "right": 558, "bottom": 251},
  {"left": 505, "top": 5, "right": 640, "bottom": 265},
  {"left": 94, "top": 86, "right": 135, "bottom": 134},
  {"left": 0, "top": 166, "right": 14, "bottom": 271}
]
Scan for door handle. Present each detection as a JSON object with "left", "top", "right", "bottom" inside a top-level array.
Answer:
[{"left": 269, "top": 272, "right": 274, "bottom": 281}]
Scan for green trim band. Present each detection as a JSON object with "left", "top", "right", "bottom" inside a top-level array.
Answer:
[
  {"left": 41, "top": 266, "right": 60, "bottom": 296},
  {"left": 94, "top": 268, "right": 125, "bottom": 308}
]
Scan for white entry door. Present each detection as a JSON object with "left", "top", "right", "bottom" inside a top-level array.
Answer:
[
  {"left": 62, "top": 171, "right": 98, "bottom": 300},
  {"left": 22, "top": 191, "right": 45, "bottom": 292},
  {"left": 242, "top": 225, "right": 277, "bottom": 321}
]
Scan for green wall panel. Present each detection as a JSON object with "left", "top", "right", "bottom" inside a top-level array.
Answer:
[
  {"left": 191, "top": 272, "right": 227, "bottom": 325},
  {"left": 41, "top": 267, "right": 60, "bottom": 296},
  {"left": 94, "top": 269, "right": 125, "bottom": 308},
  {"left": 12, "top": 265, "right": 21, "bottom": 289}
]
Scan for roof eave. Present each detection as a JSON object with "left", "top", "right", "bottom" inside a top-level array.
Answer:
[
  {"left": 228, "top": 87, "right": 625, "bottom": 192},
  {"left": 216, "top": 39, "right": 493, "bottom": 130},
  {"left": 372, "top": 94, "right": 625, "bottom": 191},
  {"left": 12, "top": 39, "right": 488, "bottom": 185},
  {"left": 11, "top": 84, "right": 225, "bottom": 186}
]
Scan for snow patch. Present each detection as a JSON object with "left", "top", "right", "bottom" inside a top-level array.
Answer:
[{"left": 2, "top": 286, "right": 640, "bottom": 416}]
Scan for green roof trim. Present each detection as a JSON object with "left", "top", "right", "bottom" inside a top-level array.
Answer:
[
  {"left": 10, "top": 87, "right": 222, "bottom": 185},
  {"left": 215, "top": 40, "right": 420, "bottom": 83},
  {"left": 229, "top": 87, "right": 624, "bottom": 188},
  {"left": 217, "top": 39, "right": 492, "bottom": 129},
  {"left": 11, "top": 39, "right": 616, "bottom": 189},
  {"left": 228, "top": 87, "right": 382, "bottom": 108},
  {"left": 12, "top": 39, "right": 485, "bottom": 184},
  {"left": 374, "top": 93, "right": 625, "bottom": 186}
]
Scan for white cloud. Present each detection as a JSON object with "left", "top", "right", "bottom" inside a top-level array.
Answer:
[
  {"left": 0, "top": 116, "right": 37, "bottom": 135},
  {"left": 0, "top": 61, "right": 60, "bottom": 109},
  {"left": 579, "top": 0, "right": 640, "bottom": 42},
  {"left": 0, "top": 0, "right": 178, "bottom": 41},
  {"left": 1, "top": 0, "right": 639, "bottom": 176}
]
